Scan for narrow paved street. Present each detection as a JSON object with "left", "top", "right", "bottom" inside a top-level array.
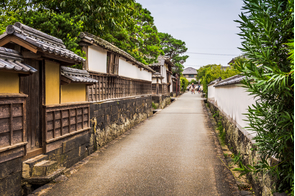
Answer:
[{"left": 44, "top": 93, "right": 236, "bottom": 196}]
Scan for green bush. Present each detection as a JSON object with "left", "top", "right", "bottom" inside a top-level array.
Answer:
[
  {"left": 236, "top": 0, "right": 294, "bottom": 193},
  {"left": 151, "top": 102, "right": 157, "bottom": 109},
  {"left": 180, "top": 76, "right": 189, "bottom": 92},
  {"left": 197, "top": 64, "right": 239, "bottom": 97},
  {"left": 217, "top": 121, "right": 226, "bottom": 146}
]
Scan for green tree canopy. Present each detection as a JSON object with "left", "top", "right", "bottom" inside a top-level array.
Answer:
[
  {"left": 180, "top": 76, "right": 189, "bottom": 92},
  {"left": 158, "top": 32, "right": 189, "bottom": 74},
  {"left": 197, "top": 64, "right": 239, "bottom": 96},
  {"left": 0, "top": 0, "right": 162, "bottom": 66},
  {"left": 104, "top": 3, "right": 163, "bottom": 65}
]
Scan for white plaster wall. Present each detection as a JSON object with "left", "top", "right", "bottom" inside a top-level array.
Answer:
[
  {"left": 208, "top": 85, "right": 215, "bottom": 100},
  {"left": 88, "top": 45, "right": 107, "bottom": 73},
  {"left": 213, "top": 84, "right": 256, "bottom": 130},
  {"left": 161, "top": 65, "right": 168, "bottom": 83},
  {"left": 119, "top": 58, "right": 152, "bottom": 81}
]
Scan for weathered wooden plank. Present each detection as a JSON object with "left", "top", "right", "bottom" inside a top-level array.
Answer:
[
  {"left": 68, "top": 110, "right": 71, "bottom": 133},
  {"left": 46, "top": 121, "right": 53, "bottom": 131},
  {"left": 0, "top": 133, "right": 10, "bottom": 148},
  {"left": 54, "top": 128, "right": 61, "bottom": 138},
  {"left": 60, "top": 111, "right": 63, "bottom": 136},
  {"left": 13, "top": 117, "right": 23, "bottom": 131},
  {"left": 0, "top": 144, "right": 26, "bottom": 164},
  {"left": 10, "top": 104, "right": 13, "bottom": 145},
  {"left": 0, "top": 105, "right": 10, "bottom": 119},
  {"left": 62, "top": 126, "right": 69, "bottom": 135},
  {"left": 62, "top": 118, "right": 69, "bottom": 127},
  {"left": 0, "top": 118, "right": 9, "bottom": 134},
  {"left": 75, "top": 109, "right": 78, "bottom": 131},
  {"left": 52, "top": 111, "right": 55, "bottom": 139},
  {"left": 13, "top": 129, "right": 23, "bottom": 144},
  {"left": 82, "top": 106, "right": 84, "bottom": 129}
]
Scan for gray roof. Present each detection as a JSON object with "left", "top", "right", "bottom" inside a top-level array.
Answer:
[
  {"left": 182, "top": 67, "right": 197, "bottom": 75},
  {"left": 152, "top": 72, "right": 164, "bottom": 78},
  {"left": 0, "top": 22, "right": 84, "bottom": 63},
  {"left": 0, "top": 47, "right": 37, "bottom": 73},
  {"left": 213, "top": 75, "right": 245, "bottom": 87},
  {"left": 61, "top": 66, "right": 98, "bottom": 83},
  {"left": 208, "top": 77, "right": 222, "bottom": 86},
  {"left": 79, "top": 32, "right": 154, "bottom": 73},
  {"left": 150, "top": 56, "right": 165, "bottom": 66},
  {"left": 150, "top": 56, "right": 174, "bottom": 68}
]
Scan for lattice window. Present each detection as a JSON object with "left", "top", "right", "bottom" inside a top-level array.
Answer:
[{"left": 0, "top": 96, "right": 26, "bottom": 148}]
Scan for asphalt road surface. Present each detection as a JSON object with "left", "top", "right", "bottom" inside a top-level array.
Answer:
[{"left": 44, "top": 92, "right": 237, "bottom": 196}]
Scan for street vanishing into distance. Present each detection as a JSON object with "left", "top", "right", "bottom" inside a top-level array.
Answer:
[{"left": 43, "top": 93, "right": 237, "bottom": 196}]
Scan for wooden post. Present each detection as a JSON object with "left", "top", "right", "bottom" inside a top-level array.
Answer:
[
  {"left": 61, "top": 110, "right": 63, "bottom": 136},
  {"left": 22, "top": 100, "right": 26, "bottom": 142},
  {"left": 82, "top": 107, "right": 84, "bottom": 129},
  {"left": 68, "top": 109, "right": 71, "bottom": 133},
  {"left": 75, "top": 108, "right": 78, "bottom": 131},
  {"left": 10, "top": 104, "right": 13, "bottom": 145},
  {"left": 53, "top": 111, "right": 55, "bottom": 139}
]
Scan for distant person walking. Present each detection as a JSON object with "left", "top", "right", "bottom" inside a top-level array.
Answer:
[{"left": 191, "top": 83, "right": 195, "bottom": 94}]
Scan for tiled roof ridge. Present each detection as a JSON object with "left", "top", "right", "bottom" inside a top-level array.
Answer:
[
  {"left": 213, "top": 74, "right": 245, "bottom": 87},
  {"left": 183, "top": 67, "right": 197, "bottom": 74},
  {"left": 7, "top": 23, "right": 65, "bottom": 48},
  {"left": 61, "top": 66, "right": 90, "bottom": 77},
  {"left": 150, "top": 55, "right": 174, "bottom": 67},
  {"left": 79, "top": 32, "right": 155, "bottom": 72},
  {"left": 61, "top": 66, "right": 98, "bottom": 83},
  {"left": 1, "top": 22, "right": 84, "bottom": 63},
  {"left": 0, "top": 47, "right": 37, "bottom": 73},
  {"left": 0, "top": 47, "right": 23, "bottom": 61}
]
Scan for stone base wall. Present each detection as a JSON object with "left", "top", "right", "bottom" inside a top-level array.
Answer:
[
  {"left": 46, "top": 131, "right": 94, "bottom": 169},
  {"left": 19, "top": 96, "right": 153, "bottom": 194},
  {"left": 158, "top": 96, "right": 171, "bottom": 109},
  {"left": 207, "top": 101, "right": 275, "bottom": 196},
  {"left": 90, "top": 95, "right": 153, "bottom": 149},
  {"left": 46, "top": 96, "right": 153, "bottom": 167},
  {"left": 0, "top": 158, "right": 22, "bottom": 196},
  {"left": 152, "top": 95, "right": 171, "bottom": 109}
]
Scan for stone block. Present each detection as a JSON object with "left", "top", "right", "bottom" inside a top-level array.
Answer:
[
  {"left": 0, "top": 171, "right": 22, "bottom": 196},
  {"left": 0, "top": 157, "right": 21, "bottom": 180},
  {"left": 62, "top": 133, "right": 89, "bottom": 153},
  {"left": 32, "top": 160, "right": 57, "bottom": 177}
]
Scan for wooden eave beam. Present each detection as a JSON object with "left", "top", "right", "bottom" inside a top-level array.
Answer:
[
  {"left": 22, "top": 51, "right": 42, "bottom": 59},
  {"left": 40, "top": 51, "right": 77, "bottom": 65},
  {"left": 0, "top": 68, "right": 31, "bottom": 75},
  {"left": 60, "top": 76, "right": 72, "bottom": 85},
  {"left": 0, "top": 35, "right": 38, "bottom": 53}
]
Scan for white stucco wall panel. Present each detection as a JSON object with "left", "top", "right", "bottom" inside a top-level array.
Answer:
[
  {"left": 208, "top": 85, "right": 215, "bottom": 100},
  {"left": 209, "top": 84, "right": 257, "bottom": 139},
  {"left": 88, "top": 45, "right": 107, "bottom": 73},
  {"left": 118, "top": 58, "right": 151, "bottom": 81}
]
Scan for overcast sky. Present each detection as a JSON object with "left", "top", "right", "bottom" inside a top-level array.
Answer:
[{"left": 136, "top": 0, "right": 244, "bottom": 69}]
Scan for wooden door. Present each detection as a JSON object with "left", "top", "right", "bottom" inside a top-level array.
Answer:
[{"left": 20, "top": 59, "right": 43, "bottom": 156}]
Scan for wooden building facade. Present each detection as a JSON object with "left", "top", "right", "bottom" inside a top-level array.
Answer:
[
  {"left": 149, "top": 56, "right": 174, "bottom": 96},
  {"left": 79, "top": 32, "right": 155, "bottom": 102},
  {"left": 0, "top": 23, "right": 97, "bottom": 195}
]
